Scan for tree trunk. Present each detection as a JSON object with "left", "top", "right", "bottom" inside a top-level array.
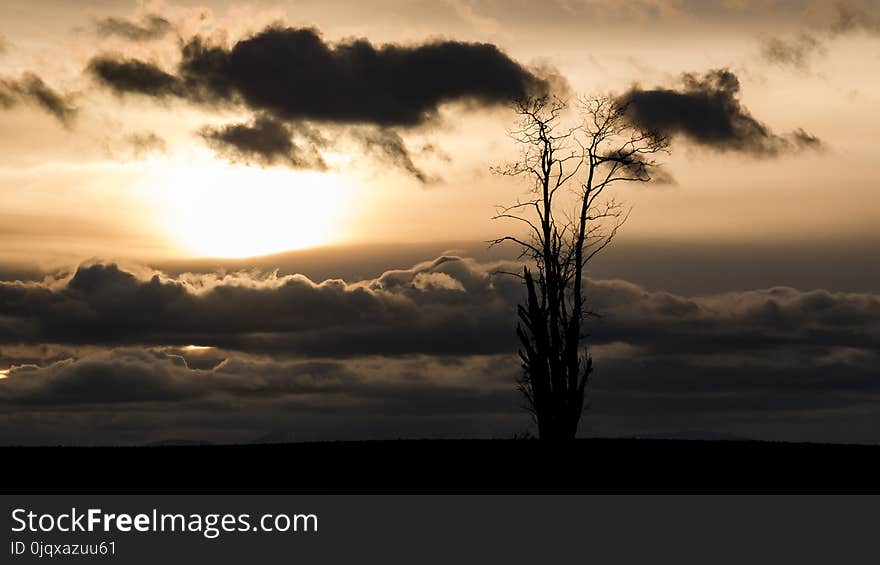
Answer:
[{"left": 518, "top": 267, "right": 586, "bottom": 440}]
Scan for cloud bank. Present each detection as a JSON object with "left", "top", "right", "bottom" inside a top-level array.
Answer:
[
  {"left": 1, "top": 257, "right": 876, "bottom": 358},
  {"left": 1, "top": 256, "right": 878, "bottom": 444}
]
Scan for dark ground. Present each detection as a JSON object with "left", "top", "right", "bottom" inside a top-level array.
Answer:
[
  {"left": 6, "top": 439, "right": 880, "bottom": 494},
  {"left": 4, "top": 438, "right": 879, "bottom": 493}
]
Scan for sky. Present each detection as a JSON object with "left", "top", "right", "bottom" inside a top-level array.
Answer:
[{"left": 0, "top": 0, "right": 879, "bottom": 444}]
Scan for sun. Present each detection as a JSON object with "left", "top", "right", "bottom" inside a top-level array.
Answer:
[{"left": 153, "top": 153, "right": 348, "bottom": 258}]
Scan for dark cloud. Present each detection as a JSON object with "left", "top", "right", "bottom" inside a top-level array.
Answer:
[
  {"left": 583, "top": 279, "right": 880, "bottom": 357},
  {"left": 620, "top": 69, "right": 822, "bottom": 156},
  {"left": 580, "top": 345, "right": 880, "bottom": 444},
  {"left": 88, "top": 26, "right": 549, "bottom": 125},
  {"left": 87, "top": 56, "right": 182, "bottom": 98},
  {"left": 354, "top": 129, "right": 435, "bottom": 183},
  {"left": 0, "top": 348, "right": 512, "bottom": 408},
  {"left": 199, "top": 115, "right": 327, "bottom": 169},
  {"left": 0, "top": 348, "right": 520, "bottom": 445},
  {"left": 1, "top": 349, "right": 201, "bottom": 405},
  {"left": 0, "top": 258, "right": 514, "bottom": 356},
  {"left": 1, "top": 256, "right": 879, "bottom": 444},
  {"left": 0, "top": 257, "right": 877, "bottom": 359},
  {"left": 86, "top": 25, "right": 547, "bottom": 176},
  {"left": 178, "top": 26, "right": 549, "bottom": 125},
  {"left": 0, "top": 259, "right": 473, "bottom": 356},
  {"left": 95, "top": 14, "right": 173, "bottom": 41},
  {"left": 0, "top": 73, "right": 77, "bottom": 127},
  {"left": 1, "top": 340, "right": 879, "bottom": 445}
]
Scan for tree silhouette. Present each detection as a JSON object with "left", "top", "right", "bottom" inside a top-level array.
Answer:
[{"left": 493, "top": 96, "right": 669, "bottom": 440}]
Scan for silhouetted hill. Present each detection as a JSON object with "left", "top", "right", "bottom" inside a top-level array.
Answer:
[{"left": 4, "top": 438, "right": 879, "bottom": 493}]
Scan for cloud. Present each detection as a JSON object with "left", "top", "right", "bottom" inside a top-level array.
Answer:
[
  {"left": 178, "top": 26, "right": 549, "bottom": 125},
  {"left": 86, "top": 25, "right": 549, "bottom": 176},
  {"left": 0, "top": 73, "right": 77, "bottom": 127},
  {"left": 1, "top": 349, "right": 201, "bottom": 405},
  {"left": 199, "top": 115, "right": 327, "bottom": 169},
  {"left": 94, "top": 14, "right": 174, "bottom": 41},
  {"left": 583, "top": 279, "right": 880, "bottom": 357},
  {"left": 0, "top": 258, "right": 513, "bottom": 356},
  {"left": 619, "top": 69, "right": 822, "bottom": 156},
  {"left": 201, "top": 117, "right": 433, "bottom": 177},
  {"left": 124, "top": 131, "right": 167, "bottom": 157},
  {"left": 354, "top": 129, "right": 435, "bottom": 183},
  {"left": 760, "top": 1, "right": 880, "bottom": 70},
  {"left": 0, "top": 348, "right": 513, "bottom": 408},
  {"left": 412, "top": 272, "right": 466, "bottom": 292},
  {"left": 760, "top": 34, "right": 825, "bottom": 71},
  {"left": 0, "top": 348, "right": 521, "bottom": 444},
  {"left": 1, "top": 257, "right": 879, "bottom": 444},
  {"left": 88, "top": 25, "right": 549, "bottom": 125},
  {"left": 1, "top": 340, "right": 878, "bottom": 445},
  {"left": 825, "top": 0, "right": 880, "bottom": 36},
  {"left": 87, "top": 56, "right": 182, "bottom": 97},
  {"left": 1, "top": 257, "right": 877, "bottom": 359}
]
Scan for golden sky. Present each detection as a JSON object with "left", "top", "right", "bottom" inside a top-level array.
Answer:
[{"left": 1, "top": 0, "right": 878, "bottom": 265}]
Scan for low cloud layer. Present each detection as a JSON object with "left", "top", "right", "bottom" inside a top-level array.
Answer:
[
  {"left": 0, "top": 257, "right": 515, "bottom": 356},
  {"left": 1, "top": 256, "right": 878, "bottom": 444},
  {"left": 1, "top": 257, "right": 876, "bottom": 357},
  {"left": 0, "top": 73, "right": 77, "bottom": 126},
  {"left": 0, "top": 348, "right": 519, "bottom": 444},
  {"left": 2, "top": 339, "right": 878, "bottom": 445},
  {"left": 620, "top": 69, "right": 821, "bottom": 156}
]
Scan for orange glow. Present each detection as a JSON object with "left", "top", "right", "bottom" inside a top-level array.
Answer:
[{"left": 151, "top": 152, "right": 349, "bottom": 258}]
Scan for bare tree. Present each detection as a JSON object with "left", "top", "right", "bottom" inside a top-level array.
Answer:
[{"left": 492, "top": 95, "right": 669, "bottom": 440}]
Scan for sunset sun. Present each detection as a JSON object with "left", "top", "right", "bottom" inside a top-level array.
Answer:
[{"left": 155, "top": 154, "right": 348, "bottom": 258}]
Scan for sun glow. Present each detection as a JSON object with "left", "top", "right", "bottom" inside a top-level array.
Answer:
[
  {"left": 154, "top": 153, "right": 349, "bottom": 258},
  {"left": 181, "top": 345, "right": 213, "bottom": 351}
]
